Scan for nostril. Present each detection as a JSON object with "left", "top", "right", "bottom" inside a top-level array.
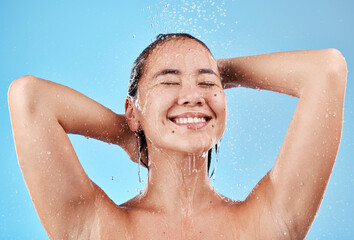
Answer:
[{"left": 178, "top": 91, "right": 205, "bottom": 106}]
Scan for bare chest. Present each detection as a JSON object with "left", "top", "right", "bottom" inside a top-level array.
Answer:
[
  {"left": 91, "top": 201, "right": 267, "bottom": 240},
  {"left": 123, "top": 209, "right": 246, "bottom": 240}
]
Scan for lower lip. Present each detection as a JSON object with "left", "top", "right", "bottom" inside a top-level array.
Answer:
[{"left": 172, "top": 121, "right": 209, "bottom": 130}]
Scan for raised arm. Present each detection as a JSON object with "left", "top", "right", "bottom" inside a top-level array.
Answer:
[
  {"left": 8, "top": 75, "right": 135, "bottom": 239},
  {"left": 218, "top": 49, "right": 347, "bottom": 238}
]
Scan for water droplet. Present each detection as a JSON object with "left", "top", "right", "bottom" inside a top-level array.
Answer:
[{"left": 47, "top": 151, "right": 51, "bottom": 155}]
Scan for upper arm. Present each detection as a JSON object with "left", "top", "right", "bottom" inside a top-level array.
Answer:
[
  {"left": 245, "top": 49, "right": 347, "bottom": 238},
  {"left": 8, "top": 76, "right": 105, "bottom": 238}
]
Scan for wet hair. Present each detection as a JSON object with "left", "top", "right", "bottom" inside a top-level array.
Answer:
[{"left": 127, "top": 33, "right": 217, "bottom": 176}]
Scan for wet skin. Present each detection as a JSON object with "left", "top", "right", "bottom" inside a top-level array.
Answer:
[
  {"left": 128, "top": 38, "right": 227, "bottom": 155},
  {"left": 8, "top": 38, "right": 347, "bottom": 239},
  {"left": 122, "top": 39, "right": 237, "bottom": 239}
]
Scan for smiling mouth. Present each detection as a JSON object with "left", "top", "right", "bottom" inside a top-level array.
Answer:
[
  {"left": 171, "top": 117, "right": 208, "bottom": 124},
  {"left": 168, "top": 113, "right": 211, "bottom": 129}
]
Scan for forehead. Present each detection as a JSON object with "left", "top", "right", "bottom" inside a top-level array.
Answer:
[{"left": 144, "top": 38, "right": 217, "bottom": 73}]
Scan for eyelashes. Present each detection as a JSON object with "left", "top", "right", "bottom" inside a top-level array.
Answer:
[
  {"left": 160, "top": 82, "right": 179, "bottom": 86},
  {"left": 160, "top": 82, "right": 216, "bottom": 87},
  {"left": 198, "top": 82, "right": 216, "bottom": 87}
]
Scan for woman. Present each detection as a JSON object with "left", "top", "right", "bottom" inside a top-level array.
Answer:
[{"left": 8, "top": 33, "right": 347, "bottom": 239}]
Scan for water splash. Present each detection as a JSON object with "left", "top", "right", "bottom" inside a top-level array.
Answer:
[{"left": 145, "top": 0, "right": 230, "bottom": 40}]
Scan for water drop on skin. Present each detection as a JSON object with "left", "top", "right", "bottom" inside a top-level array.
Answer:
[
  {"left": 192, "top": 155, "right": 196, "bottom": 173},
  {"left": 188, "top": 156, "right": 191, "bottom": 175}
]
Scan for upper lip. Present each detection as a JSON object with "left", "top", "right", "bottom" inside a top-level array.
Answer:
[{"left": 168, "top": 112, "right": 212, "bottom": 121}]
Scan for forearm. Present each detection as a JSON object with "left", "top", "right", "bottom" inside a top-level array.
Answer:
[
  {"left": 218, "top": 49, "right": 345, "bottom": 97},
  {"left": 9, "top": 75, "right": 132, "bottom": 147}
]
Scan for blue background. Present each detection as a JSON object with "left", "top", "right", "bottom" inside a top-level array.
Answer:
[{"left": 1, "top": 0, "right": 353, "bottom": 239}]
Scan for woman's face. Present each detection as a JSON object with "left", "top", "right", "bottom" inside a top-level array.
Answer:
[{"left": 133, "top": 38, "right": 227, "bottom": 155}]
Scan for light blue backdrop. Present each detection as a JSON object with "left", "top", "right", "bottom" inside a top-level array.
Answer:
[{"left": 1, "top": 0, "right": 353, "bottom": 239}]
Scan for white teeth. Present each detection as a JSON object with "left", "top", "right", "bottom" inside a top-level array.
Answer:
[{"left": 174, "top": 117, "right": 207, "bottom": 124}]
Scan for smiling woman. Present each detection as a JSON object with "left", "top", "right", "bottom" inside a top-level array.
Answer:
[
  {"left": 126, "top": 34, "right": 226, "bottom": 172},
  {"left": 8, "top": 33, "right": 347, "bottom": 239}
]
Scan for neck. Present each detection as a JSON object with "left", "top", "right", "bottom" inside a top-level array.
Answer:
[{"left": 137, "top": 147, "right": 218, "bottom": 215}]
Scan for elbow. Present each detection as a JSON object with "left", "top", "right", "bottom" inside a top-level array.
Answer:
[
  {"left": 322, "top": 49, "right": 347, "bottom": 97},
  {"left": 8, "top": 75, "right": 38, "bottom": 98},
  {"left": 8, "top": 75, "right": 41, "bottom": 114},
  {"left": 325, "top": 48, "right": 348, "bottom": 77}
]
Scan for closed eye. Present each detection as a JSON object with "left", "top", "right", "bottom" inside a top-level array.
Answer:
[
  {"left": 161, "top": 82, "right": 180, "bottom": 86},
  {"left": 198, "top": 82, "right": 216, "bottom": 87}
]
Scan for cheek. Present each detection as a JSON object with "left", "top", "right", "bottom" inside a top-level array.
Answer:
[
  {"left": 209, "top": 89, "right": 227, "bottom": 137},
  {"left": 138, "top": 89, "right": 176, "bottom": 128},
  {"left": 209, "top": 89, "right": 227, "bottom": 114}
]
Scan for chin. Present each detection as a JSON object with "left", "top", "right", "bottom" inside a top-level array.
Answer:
[
  {"left": 147, "top": 130, "right": 221, "bottom": 155},
  {"left": 168, "top": 140, "right": 214, "bottom": 156}
]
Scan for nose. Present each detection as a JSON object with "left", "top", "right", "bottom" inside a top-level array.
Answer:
[{"left": 177, "top": 84, "right": 205, "bottom": 106}]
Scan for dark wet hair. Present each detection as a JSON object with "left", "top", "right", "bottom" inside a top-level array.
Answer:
[{"left": 127, "top": 33, "right": 217, "bottom": 176}]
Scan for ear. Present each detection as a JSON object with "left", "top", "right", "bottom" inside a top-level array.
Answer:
[{"left": 125, "top": 98, "right": 140, "bottom": 132}]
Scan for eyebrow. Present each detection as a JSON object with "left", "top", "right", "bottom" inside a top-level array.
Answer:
[
  {"left": 199, "top": 68, "right": 218, "bottom": 76},
  {"left": 154, "top": 68, "right": 218, "bottom": 79},
  {"left": 154, "top": 69, "right": 181, "bottom": 79}
]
